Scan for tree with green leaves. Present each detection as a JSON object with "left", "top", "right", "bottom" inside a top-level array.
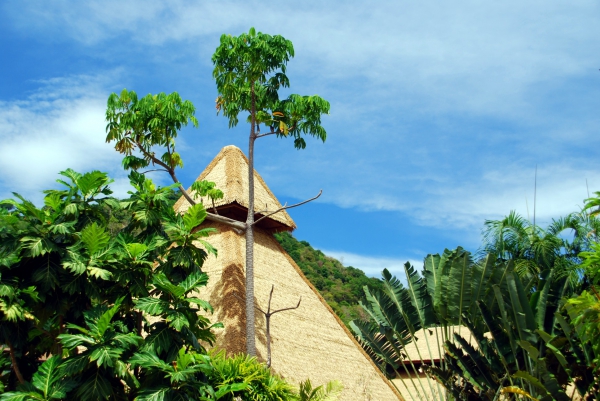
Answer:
[
  {"left": 106, "top": 28, "right": 330, "bottom": 357},
  {"left": 564, "top": 192, "right": 600, "bottom": 386},
  {"left": 0, "top": 169, "right": 250, "bottom": 399},
  {"left": 353, "top": 231, "right": 598, "bottom": 399},
  {"left": 212, "top": 27, "right": 330, "bottom": 356}
]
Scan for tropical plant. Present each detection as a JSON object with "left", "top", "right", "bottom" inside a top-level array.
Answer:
[
  {"left": 352, "top": 245, "right": 598, "bottom": 400},
  {"left": 212, "top": 27, "right": 330, "bottom": 355},
  {"left": 351, "top": 248, "right": 511, "bottom": 401},
  {"left": 295, "top": 379, "right": 343, "bottom": 401},
  {"left": 207, "top": 352, "right": 295, "bottom": 401},
  {"left": 106, "top": 28, "right": 330, "bottom": 357},
  {"left": 563, "top": 192, "right": 600, "bottom": 391},
  {"left": 479, "top": 210, "right": 598, "bottom": 289},
  {"left": 0, "top": 169, "right": 246, "bottom": 399}
]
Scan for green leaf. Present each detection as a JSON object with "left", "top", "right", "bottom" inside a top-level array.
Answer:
[
  {"left": 90, "top": 345, "right": 122, "bottom": 368},
  {"left": 58, "top": 333, "right": 96, "bottom": 349},
  {"left": 75, "top": 369, "right": 114, "bottom": 400},
  {"left": 0, "top": 392, "right": 43, "bottom": 401},
  {"left": 187, "top": 298, "right": 213, "bottom": 312},
  {"left": 178, "top": 271, "right": 208, "bottom": 294},
  {"left": 125, "top": 243, "right": 148, "bottom": 259},
  {"left": 136, "top": 297, "right": 171, "bottom": 315},
  {"left": 134, "top": 387, "right": 169, "bottom": 401},
  {"left": 143, "top": 323, "right": 172, "bottom": 354},
  {"left": 87, "top": 267, "right": 113, "bottom": 280},
  {"left": 215, "top": 383, "right": 248, "bottom": 399},
  {"left": 166, "top": 310, "right": 190, "bottom": 330},
  {"left": 517, "top": 340, "right": 539, "bottom": 361},
  {"left": 96, "top": 296, "right": 124, "bottom": 337},
  {"left": 182, "top": 203, "right": 207, "bottom": 232},
  {"left": 152, "top": 273, "right": 185, "bottom": 298},
  {"left": 31, "top": 355, "right": 61, "bottom": 397},
  {"left": 21, "top": 236, "right": 52, "bottom": 257},
  {"left": 58, "top": 354, "right": 89, "bottom": 376},
  {"left": 80, "top": 222, "right": 111, "bottom": 255}
]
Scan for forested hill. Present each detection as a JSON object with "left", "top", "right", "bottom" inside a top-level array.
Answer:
[{"left": 273, "top": 232, "right": 383, "bottom": 325}]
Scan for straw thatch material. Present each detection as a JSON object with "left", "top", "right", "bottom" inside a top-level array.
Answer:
[
  {"left": 402, "top": 326, "right": 474, "bottom": 363},
  {"left": 195, "top": 222, "right": 402, "bottom": 400},
  {"left": 182, "top": 145, "right": 402, "bottom": 400},
  {"left": 393, "top": 326, "right": 486, "bottom": 401},
  {"left": 174, "top": 145, "right": 295, "bottom": 230}
]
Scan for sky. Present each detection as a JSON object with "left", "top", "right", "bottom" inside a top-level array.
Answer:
[{"left": 1, "top": 1, "right": 599, "bottom": 277}]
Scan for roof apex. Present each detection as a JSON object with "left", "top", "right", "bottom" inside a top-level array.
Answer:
[{"left": 173, "top": 145, "right": 296, "bottom": 230}]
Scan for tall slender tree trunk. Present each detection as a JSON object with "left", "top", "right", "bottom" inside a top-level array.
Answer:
[{"left": 245, "top": 81, "right": 257, "bottom": 356}]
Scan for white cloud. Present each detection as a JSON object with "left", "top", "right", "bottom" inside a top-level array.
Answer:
[
  {"left": 0, "top": 74, "right": 131, "bottom": 202},
  {"left": 6, "top": 0, "right": 599, "bottom": 120},
  {"left": 320, "top": 249, "right": 421, "bottom": 280},
  {"left": 316, "top": 162, "right": 599, "bottom": 233}
]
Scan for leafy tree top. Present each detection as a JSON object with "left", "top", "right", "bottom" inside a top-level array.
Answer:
[{"left": 212, "top": 27, "right": 330, "bottom": 149}]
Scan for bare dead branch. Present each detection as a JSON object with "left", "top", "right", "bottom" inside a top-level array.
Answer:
[
  {"left": 269, "top": 297, "right": 302, "bottom": 315},
  {"left": 252, "top": 189, "right": 322, "bottom": 226},
  {"left": 232, "top": 285, "right": 301, "bottom": 367},
  {"left": 140, "top": 169, "right": 169, "bottom": 174},
  {"left": 256, "top": 130, "right": 278, "bottom": 138},
  {"left": 205, "top": 213, "right": 246, "bottom": 231},
  {"left": 253, "top": 285, "right": 302, "bottom": 367}
]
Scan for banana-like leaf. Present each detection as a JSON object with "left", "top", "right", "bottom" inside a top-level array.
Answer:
[
  {"left": 506, "top": 272, "right": 537, "bottom": 343},
  {"left": 477, "top": 300, "right": 514, "bottom": 372},
  {"left": 349, "top": 320, "right": 399, "bottom": 372},
  {"left": 444, "top": 340, "right": 489, "bottom": 392},
  {"left": 453, "top": 332, "right": 496, "bottom": 389},
  {"left": 402, "top": 263, "right": 436, "bottom": 327}
]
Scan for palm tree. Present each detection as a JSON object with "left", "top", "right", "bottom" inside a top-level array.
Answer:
[{"left": 479, "top": 210, "right": 599, "bottom": 292}]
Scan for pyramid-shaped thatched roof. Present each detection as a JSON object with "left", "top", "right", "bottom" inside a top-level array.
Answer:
[
  {"left": 177, "top": 145, "right": 402, "bottom": 400},
  {"left": 173, "top": 145, "right": 295, "bottom": 232}
]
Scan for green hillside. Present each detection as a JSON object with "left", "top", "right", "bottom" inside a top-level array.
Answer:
[{"left": 274, "top": 232, "right": 383, "bottom": 325}]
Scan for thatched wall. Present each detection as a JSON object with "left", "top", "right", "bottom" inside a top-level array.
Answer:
[
  {"left": 194, "top": 222, "right": 402, "bottom": 400},
  {"left": 178, "top": 145, "right": 401, "bottom": 399}
]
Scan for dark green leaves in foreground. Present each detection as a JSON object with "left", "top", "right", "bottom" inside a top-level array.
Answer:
[{"left": 0, "top": 169, "right": 233, "bottom": 400}]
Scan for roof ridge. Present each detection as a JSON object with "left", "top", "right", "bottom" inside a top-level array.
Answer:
[{"left": 173, "top": 145, "right": 296, "bottom": 230}]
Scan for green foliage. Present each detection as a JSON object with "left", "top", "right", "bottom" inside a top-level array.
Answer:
[
  {"left": 274, "top": 232, "right": 382, "bottom": 325},
  {"left": 295, "top": 379, "right": 342, "bottom": 401},
  {"left": 0, "top": 169, "right": 245, "bottom": 400},
  {"left": 352, "top": 207, "right": 600, "bottom": 400},
  {"left": 563, "top": 192, "right": 600, "bottom": 384},
  {"left": 212, "top": 27, "right": 330, "bottom": 148},
  {"left": 479, "top": 210, "right": 598, "bottom": 289},
  {"left": 106, "top": 90, "right": 198, "bottom": 172},
  {"left": 208, "top": 352, "right": 295, "bottom": 401}
]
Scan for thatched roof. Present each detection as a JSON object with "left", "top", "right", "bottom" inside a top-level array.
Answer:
[
  {"left": 173, "top": 145, "right": 296, "bottom": 232},
  {"left": 394, "top": 326, "right": 481, "bottom": 401},
  {"left": 185, "top": 145, "right": 402, "bottom": 400},
  {"left": 402, "top": 326, "right": 474, "bottom": 364}
]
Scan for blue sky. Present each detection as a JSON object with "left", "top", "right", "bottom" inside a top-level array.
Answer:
[{"left": 1, "top": 1, "right": 599, "bottom": 277}]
